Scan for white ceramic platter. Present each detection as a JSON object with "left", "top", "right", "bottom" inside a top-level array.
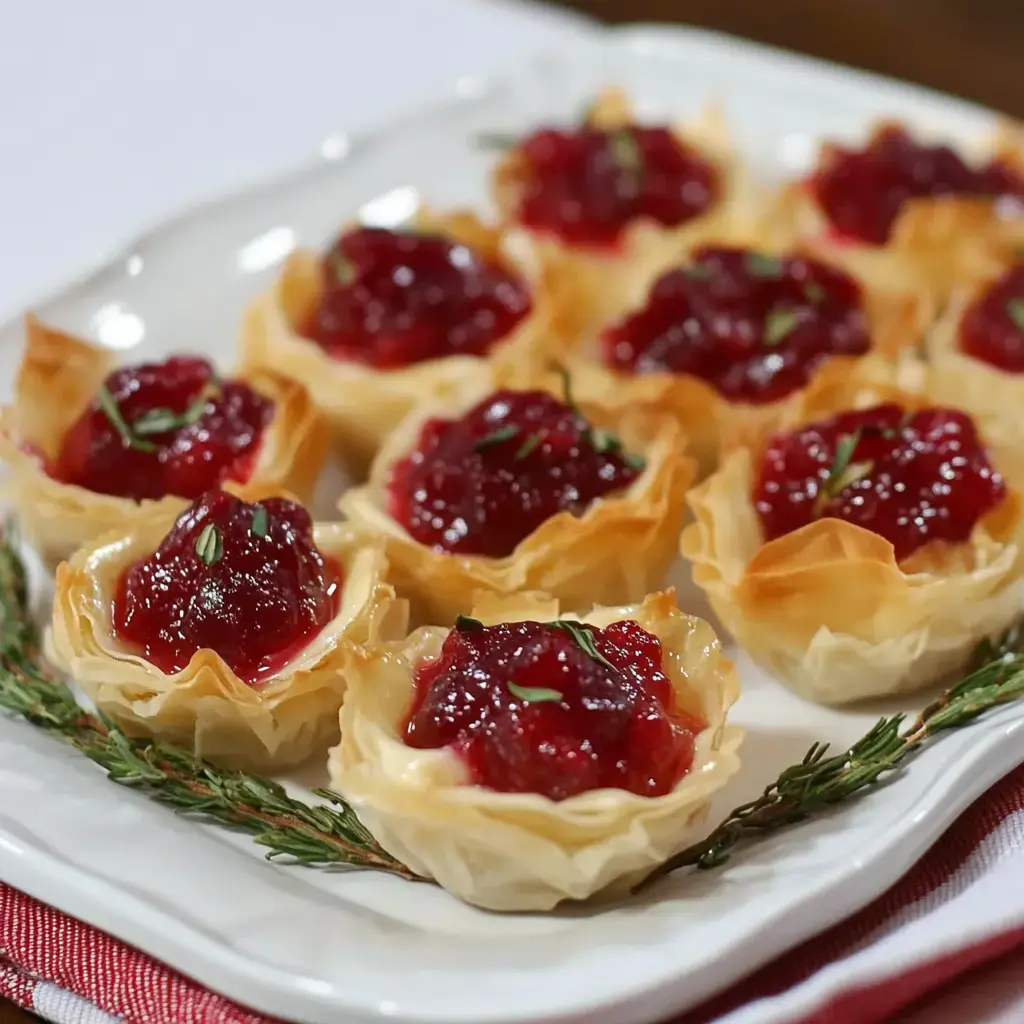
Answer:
[{"left": 1, "top": 23, "right": 1022, "bottom": 1024}]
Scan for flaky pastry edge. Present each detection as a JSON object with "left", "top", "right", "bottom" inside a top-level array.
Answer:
[
  {"left": 682, "top": 375, "right": 1024, "bottom": 703},
  {"left": 0, "top": 316, "right": 328, "bottom": 567},
  {"left": 327, "top": 589, "right": 742, "bottom": 911},
  {"left": 339, "top": 370, "right": 695, "bottom": 626},
  {"left": 46, "top": 516, "right": 407, "bottom": 770},
  {"left": 237, "top": 207, "right": 567, "bottom": 470}
]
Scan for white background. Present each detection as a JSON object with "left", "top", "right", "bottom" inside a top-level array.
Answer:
[{"left": 1, "top": 2, "right": 1023, "bottom": 1022}]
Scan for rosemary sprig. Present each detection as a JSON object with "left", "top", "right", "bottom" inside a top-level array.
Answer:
[
  {"left": 1007, "top": 297, "right": 1024, "bottom": 331},
  {"left": 0, "top": 533, "right": 418, "bottom": 880},
  {"left": 97, "top": 385, "right": 158, "bottom": 454},
  {"left": 635, "top": 625, "right": 1024, "bottom": 891},
  {"left": 2, "top": 524, "right": 1024, "bottom": 896}
]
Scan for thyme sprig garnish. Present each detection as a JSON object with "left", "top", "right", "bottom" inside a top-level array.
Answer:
[
  {"left": 2, "top": 525, "right": 1023, "bottom": 893},
  {"left": 549, "top": 619, "right": 618, "bottom": 671},
  {"left": 1006, "top": 297, "right": 1024, "bottom": 331},
  {"left": 194, "top": 523, "right": 223, "bottom": 566},
  {"left": 508, "top": 681, "right": 563, "bottom": 704},
  {"left": 764, "top": 308, "right": 799, "bottom": 347},
  {"left": 608, "top": 128, "right": 643, "bottom": 179},
  {"left": 97, "top": 385, "right": 158, "bottom": 454},
  {"left": 551, "top": 364, "right": 646, "bottom": 471},
  {"left": 473, "top": 424, "right": 520, "bottom": 452},
  {"left": 0, "top": 534, "right": 418, "bottom": 879},
  {"left": 745, "top": 252, "right": 784, "bottom": 278},
  {"left": 812, "top": 429, "right": 873, "bottom": 517},
  {"left": 636, "top": 623, "right": 1024, "bottom": 890},
  {"left": 97, "top": 379, "right": 220, "bottom": 452}
]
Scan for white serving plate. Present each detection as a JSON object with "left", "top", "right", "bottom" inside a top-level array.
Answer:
[{"left": 1, "top": 23, "right": 1022, "bottom": 1024}]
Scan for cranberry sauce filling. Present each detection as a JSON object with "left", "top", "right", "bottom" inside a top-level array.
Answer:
[
  {"left": 53, "top": 357, "right": 272, "bottom": 502},
  {"left": 513, "top": 124, "right": 718, "bottom": 248},
  {"left": 386, "top": 387, "right": 644, "bottom": 558},
  {"left": 959, "top": 264, "right": 1024, "bottom": 373},
  {"left": 304, "top": 226, "right": 532, "bottom": 368},
  {"left": 808, "top": 125, "right": 1024, "bottom": 246},
  {"left": 753, "top": 404, "right": 1006, "bottom": 561},
  {"left": 113, "top": 490, "right": 341, "bottom": 685},
  {"left": 404, "top": 617, "right": 703, "bottom": 800},
  {"left": 602, "top": 246, "right": 869, "bottom": 404}
]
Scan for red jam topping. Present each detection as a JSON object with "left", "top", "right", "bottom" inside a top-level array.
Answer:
[
  {"left": 809, "top": 126, "right": 1024, "bottom": 246},
  {"left": 514, "top": 124, "right": 718, "bottom": 248},
  {"left": 305, "top": 226, "right": 532, "bottom": 368},
  {"left": 753, "top": 404, "right": 1006, "bottom": 561},
  {"left": 113, "top": 489, "right": 341, "bottom": 685},
  {"left": 602, "top": 246, "right": 869, "bottom": 404},
  {"left": 404, "top": 617, "right": 703, "bottom": 800},
  {"left": 959, "top": 264, "right": 1024, "bottom": 373},
  {"left": 53, "top": 357, "right": 272, "bottom": 502},
  {"left": 386, "top": 387, "right": 644, "bottom": 558}
]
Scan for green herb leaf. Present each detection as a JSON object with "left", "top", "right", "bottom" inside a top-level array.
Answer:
[
  {"left": 589, "top": 428, "right": 620, "bottom": 454},
  {"left": 549, "top": 620, "right": 617, "bottom": 672},
  {"left": 194, "top": 523, "right": 223, "bottom": 566},
  {"left": 683, "top": 263, "right": 715, "bottom": 280},
  {"left": 473, "top": 424, "right": 520, "bottom": 452},
  {"left": 454, "top": 615, "right": 485, "bottom": 632},
  {"left": 475, "top": 132, "right": 520, "bottom": 151},
  {"left": 507, "top": 681, "right": 564, "bottom": 704},
  {"left": 804, "top": 282, "right": 827, "bottom": 304},
  {"left": 132, "top": 383, "right": 218, "bottom": 437},
  {"left": 608, "top": 128, "right": 643, "bottom": 175},
  {"left": 250, "top": 506, "right": 269, "bottom": 539},
  {"left": 329, "top": 251, "right": 356, "bottom": 286},
  {"left": 813, "top": 430, "right": 874, "bottom": 515},
  {"left": 764, "top": 308, "right": 800, "bottom": 346},
  {"left": 96, "top": 385, "right": 158, "bottom": 454},
  {"left": 514, "top": 430, "right": 546, "bottom": 460},
  {"left": 745, "top": 252, "right": 784, "bottom": 278},
  {"left": 1007, "top": 297, "right": 1024, "bottom": 331},
  {"left": 624, "top": 451, "right": 647, "bottom": 471}
]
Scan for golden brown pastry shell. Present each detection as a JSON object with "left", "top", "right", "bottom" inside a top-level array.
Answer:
[
  {"left": 339, "top": 371, "right": 695, "bottom": 626},
  {"left": 327, "top": 589, "right": 742, "bottom": 911},
  {"left": 682, "top": 378, "right": 1024, "bottom": 703},
  {"left": 237, "top": 207, "right": 567, "bottom": 471},
  {"left": 759, "top": 121, "right": 1024, "bottom": 302},
  {"left": 0, "top": 316, "right": 328, "bottom": 568},
  {"left": 925, "top": 263, "right": 1024, "bottom": 435},
  {"left": 47, "top": 514, "right": 408, "bottom": 771},
  {"left": 492, "top": 88, "right": 764, "bottom": 342},
  {"left": 561, "top": 248, "right": 933, "bottom": 475}
]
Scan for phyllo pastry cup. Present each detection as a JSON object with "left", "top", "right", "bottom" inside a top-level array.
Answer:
[
  {"left": 238, "top": 207, "right": 565, "bottom": 470},
  {"left": 760, "top": 120, "right": 1024, "bottom": 301},
  {"left": 327, "top": 590, "right": 742, "bottom": 911},
  {"left": 563, "top": 243, "right": 932, "bottom": 476},
  {"left": 926, "top": 261, "right": 1024, "bottom": 435},
  {"left": 682, "top": 376, "right": 1024, "bottom": 703},
  {"left": 47, "top": 506, "right": 407, "bottom": 771},
  {"left": 492, "top": 88, "right": 760, "bottom": 340},
  {"left": 0, "top": 316, "right": 327, "bottom": 568},
  {"left": 339, "top": 372, "right": 694, "bottom": 625}
]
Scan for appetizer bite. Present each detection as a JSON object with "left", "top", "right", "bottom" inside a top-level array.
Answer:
[
  {"left": 0, "top": 317, "right": 326, "bottom": 566},
  {"left": 926, "top": 260, "right": 1024, "bottom": 432},
  {"left": 239, "top": 207, "right": 563, "bottom": 468},
  {"left": 339, "top": 368, "right": 693, "bottom": 624},
  {"left": 48, "top": 489, "right": 405, "bottom": 769},
  {"left": 684, "top": 383, "right": 1024, "bottom": 703},
  {"left": 491, "top": 88, "right": 753, "bottom": 338},
  {"left": 567, "top": 243, "right": 930, "bottom": 473},
  {"left": 328, "top": 590, "right": 741, "bottom": 911},
  {"left": 765, "top": 121, "right": 1024, "bottom": 296}
]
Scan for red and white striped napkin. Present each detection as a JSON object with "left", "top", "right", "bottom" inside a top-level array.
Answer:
[{"left": 3, "top": 762, "right": 1024, "bottom": 1024}]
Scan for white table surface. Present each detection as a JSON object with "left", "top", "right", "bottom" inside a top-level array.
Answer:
[{"left": 0, "top": 2, "right": 1021, "bottom": 1022}]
